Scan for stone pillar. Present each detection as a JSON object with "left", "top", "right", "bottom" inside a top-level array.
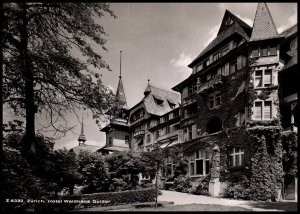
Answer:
[{"left": 209, "top": 145, "right": 221, "bottom": 197}]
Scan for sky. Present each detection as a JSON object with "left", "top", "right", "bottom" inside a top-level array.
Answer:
[{"left": 3, "top": 3, "right": 297, "bottom": 150}]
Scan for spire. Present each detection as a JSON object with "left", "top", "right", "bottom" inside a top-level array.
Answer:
[
  {"left": 115, "top": 50, "right": 128, "bottom": 108},
  {"left": 144, "top": 79, "right": 151, "bottom": 96},
  {"left": 78, "top": 117, "right": 86, "bottom": 145},
  {"left": 250, "top": 3, "right": 278, "bottom": 41}
]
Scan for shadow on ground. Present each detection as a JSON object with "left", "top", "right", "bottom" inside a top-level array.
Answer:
[{"left": 247, "top": 201, "right": 297, "bottom": 211}]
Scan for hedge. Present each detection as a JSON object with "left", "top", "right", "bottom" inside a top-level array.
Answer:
[{"left": 33, "top": 188, "right": 157, "bottom": 211}]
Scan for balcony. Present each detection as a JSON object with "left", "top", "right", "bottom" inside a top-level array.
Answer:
[
  {"left": 198, "top": 75, "right": 225, "bottom": 94},
  {"left": 133, "top": 130, "right": 145, "bottom": 137},
  {"left": 157, "top": 131, "right": 178, "bottom": 143},
  {"left": 182, "top": 94, "right": 197, "bottom": 106}
]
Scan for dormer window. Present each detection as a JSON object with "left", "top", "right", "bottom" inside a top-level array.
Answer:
[
  {"left": 168, "top": 100, "right": 176, "bottom": 109},
  {"left": 153, "top": 95, "right": 164, "bottom": 105}
]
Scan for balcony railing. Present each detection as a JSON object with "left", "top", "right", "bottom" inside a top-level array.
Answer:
[
  {"left": 157, "top": 130, "right": 178, "bottom": 142},
  {"left": 198, "top": 75, "right": 225, "bottom": 93},
  {"left": 133, "top": 130, "right": 145, "bottom": 137}
]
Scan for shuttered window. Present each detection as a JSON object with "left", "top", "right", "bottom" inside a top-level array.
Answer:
[
  {"left": 254, "top": 102, "right": 262, "bottom": 120},
  {"left": 264, "top": 101, "right": 272, "bottom": 119},
  {"left": 269, "top": 45, "right": 277, "bottom": 55},
  {"left": 254, "top": 101, "right": 272, "bottom": 120},
  {"left": 260, "top": 45, "right": 268, "bottom": 56},
  {"left": 264, "top": 69, "right": 272, "bottom": 86},
  {"left": 252, "top": 46, "right": 259, "bottom": 57}
]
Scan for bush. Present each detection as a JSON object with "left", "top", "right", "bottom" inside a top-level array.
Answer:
[
  {"left": 171, "top": 175, "right": 192, "bottom": 193},
  {"left": 222, "top": 175, "right": 250, "bottom": 200},
  {"left": 190, "top": 176, "right": 210, "bottom": 195},
  {"left": 63, "top": 188, "right": 157, "bottom": 209}
]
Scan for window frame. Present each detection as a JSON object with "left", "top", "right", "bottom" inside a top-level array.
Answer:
[
  {"left": 208, "top": 91, "right": 221, "bottom": 109},
  {"left": 229, "top": 147, "right": 245, "bottom": 167},
  {"left": 189, "top": 149, "right": 211, "bottom": 176},
  {"left": 254, "top": 100, "right": 272, "bottom": 120},
  {"left": 254, "top": 68, "right": 273, "bottom": 88}
]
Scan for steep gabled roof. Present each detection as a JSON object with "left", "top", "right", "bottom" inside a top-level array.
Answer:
[
  {"left": 218, "top": 10, "right": 252, "bottom": 36},
  {"left": 143, "top": 85, "right": 181, "bottom": 116},
  {"left": 188, "top": 10, "right": 251, "bottom": 68},
  {"left": 250, "top": 3, "right": 279, "bottom": 41}
]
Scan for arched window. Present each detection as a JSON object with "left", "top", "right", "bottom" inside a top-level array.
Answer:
[{"left": 206, "top": 117, "right": 222, "bottom": 134}]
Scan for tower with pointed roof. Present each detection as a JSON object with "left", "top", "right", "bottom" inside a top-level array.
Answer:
[
  {"left": 78, "top": 118, "right": 86, "bottom": 146},
  {"left": 99, "top": 51, "right": 131, "bottom": 155}
]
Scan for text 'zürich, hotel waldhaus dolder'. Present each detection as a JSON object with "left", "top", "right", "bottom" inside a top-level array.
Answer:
[{"left": 75, "top": 3, "right": 298, "bottom": 200}]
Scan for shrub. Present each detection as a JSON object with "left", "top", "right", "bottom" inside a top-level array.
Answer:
[
  {"left": 171, "top": 175, "right": 192, "bottom": 193},
  {"left": 222, "top": 175, "right": 250, "bottom": 200},
  {"left": 190, "top": 176, "right": 210, "bottom": 195}
]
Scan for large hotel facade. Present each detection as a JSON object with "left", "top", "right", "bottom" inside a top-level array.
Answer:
[{"left": 97, "top": 3, "right": 297, "bottom": 199}]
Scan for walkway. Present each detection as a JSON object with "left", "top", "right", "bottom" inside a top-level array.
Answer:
[{"left": 158, "top": 190, "right": 297, "bottom": 212}]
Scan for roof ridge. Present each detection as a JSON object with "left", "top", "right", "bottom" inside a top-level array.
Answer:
[
  {"left": 279, "top": 24, "right": 297, "bottom": 36},
  {"left": 149, "top": 84, "right": 180, "bottom": 95}
]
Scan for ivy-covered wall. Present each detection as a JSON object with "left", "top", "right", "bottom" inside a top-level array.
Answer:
[{"left": 196, "top": 68, "right": 248, "bottom": 136}]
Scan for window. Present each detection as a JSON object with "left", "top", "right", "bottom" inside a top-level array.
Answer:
[
  {"left": 215, "top": 92, "right": 221, "bottom": 106},
  {"left": 230, "top": 59, "right": 237, "bottom": 73},
  {"left": 254, "top": 70, "right": 262, "bottom": 88},
  {"left": 155, "top": 130, "right": 159, "bottom": 139},
  {"left": 254, "top": 101, "right": 272, "bottom": 120},
  {"left": 254, "top": 69, "right": 273, "bottom": 88},
  {"left": 229, "top": 148, "right": 245, "bottom": 167},
  {"left": 269, "top": 45, "right": 277, "bottom": 56},
  {"left": 108, "top": 137, "right": 112, "bottom": 147},
  {"left": 252, "top": 46, "right": 259, "bottom": 57},
  {"left": 203, "top": 58, "right": 210, "bottom": 68},
  {"left": 221, "top": 45, "right": 229, "bottom": 56},
  {"left": 188, "top": 126, "right": 192, "bottom": 140},
  {"left": 146, "top": 134, "right": 151, "bottom": 143},
  {"left": 196, "top": 64, "right": 203, "bottom": 72},
  {"left": 260, "top": 45, "right": 268, "bottom": 57},
  {"left": 254, "top": 102, "right": 262, "bottom": 120},
  {"left": 213, "top": 52, "right": 220, "bottom": 61},
  {"left": 173, "top": 109, "right": 179, "bottom": 118},
  {"left": 125, "top": 136, "right": 129, "bottom": 144},
  {"left": 264, "top": 101, "right": 272, "bottom": 119},
  {"left": 189, "top": 149, "right": 211, "bottom": 176},
  {"left": 208, "top": 92, "right": 221, "bottom": 109},
  {"left": 252, "top": 45, "right": 277, "bottom": 57},
  {"left": 155, "top": 98, "right": 163, "bottom": 105},
  {"left": 165, "top": 156, "right": 175, "bottom": 177},
  {"left": 264, "top": 69, "right": 272, "bottom": 86},
  {"left": 239, "top": 109, "right": 246, "bottom": 126}
]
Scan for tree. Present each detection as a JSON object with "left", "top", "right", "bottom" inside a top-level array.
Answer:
[
  {"left": 2, "top": 3, "right": 118, "bottom": 156},
  {"left": 105, "top": 151, "right": 146, "bottom": 190},
  {"left": 77, "top": 150, "right": 109, "bottom": 194},
  {"left": 48, "top": 149, "right": 82, "bottom": 196},
  {"left": 142, "top": 145, "right": 166, "bottom": 207}
]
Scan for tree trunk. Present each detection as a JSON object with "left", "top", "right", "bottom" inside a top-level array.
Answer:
[
  {"left": 69, "top": 184, "right": 74, "bottom": 195},
  {"left": 19, "top": 3, "right": 36, "bottom": 156},
  {"left": 155, "top": 164, "right": 159, "bottom": 207}
]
